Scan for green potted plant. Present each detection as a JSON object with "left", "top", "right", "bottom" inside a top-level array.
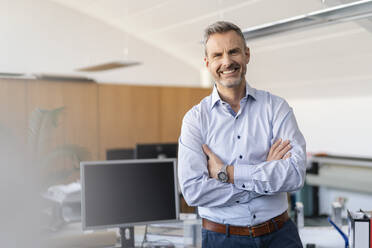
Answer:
[{"left": 27, "top": 106, "right": 91, "bottom": 188}]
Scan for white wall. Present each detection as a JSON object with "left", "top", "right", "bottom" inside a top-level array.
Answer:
[
  {"left": 289, "top": 96, "right": 372, "bottom": 158},
  {"left": 265, "top": 92, "right": 372, "bottom": 215},
  {"left": 249, "top": 64, "right": 372, "bottom": 213},
  {"left": 0, "top": 0, "right": 200, "bottom": 86}
]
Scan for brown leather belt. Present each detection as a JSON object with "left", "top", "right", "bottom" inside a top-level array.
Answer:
[{"left": 202, "top": 211, "right": 289, "bottom": 237}]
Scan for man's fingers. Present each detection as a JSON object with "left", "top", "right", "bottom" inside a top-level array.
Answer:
[
  {"left": 267, "top": 139, "right": 292, "bottom": 161},
  {"left": 270, "top": 139, "right": 282, "bottom": 152},
  {"left": 283, "top": 152, "right": 291, "bottom": 160},
  {"left": 278, "top": 140, "right": 290, "bottom": 150},
  {"left": 273, "top": 140, "right": 290, "bottom": 154},
  {"left": 277, "top": 143, "right": 292, "bottom": 158},
  {"left": 202, "top": 144, "right": 212, "bottom": 156}
]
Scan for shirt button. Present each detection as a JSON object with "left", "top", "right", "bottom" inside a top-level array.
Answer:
[
  {"left": 236, "top": 201, "right": 240, "bottom": 203},
  {"left": 253, "top": 214, "right": 256, "bottom": 219},
  {"left": 239, "top": 155, "right": 243, "bottom": 159},
  {"left": 264, "top": 190, "right": 268, "bottom": 193},
  {"left": 237, "top": 135, "right": 240, "bottom": 139},
  {"left": 236, "top": 116, "right": 239, "bottom": 119},
  {"left": 242, "top": 184, "right": 245, "bottom": 188}
]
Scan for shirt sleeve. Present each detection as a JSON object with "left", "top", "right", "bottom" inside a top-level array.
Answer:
[
  {"left": 178, "top": 106, "right": 260, "bottom": 208},
  {"left": 234, "top": 99, "right": 307, "bottom": 195}
]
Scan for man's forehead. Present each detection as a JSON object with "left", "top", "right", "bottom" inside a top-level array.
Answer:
[{"left": 206, "top": 31, "right": 245, "bottom": 52}]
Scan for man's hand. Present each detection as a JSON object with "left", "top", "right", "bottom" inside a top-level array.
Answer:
[
  {"left": 202, "top": 144, "right": 224, "bottom": 179},
  {"left": 266, "top": 139, "right": 292, "bottom": 161}
]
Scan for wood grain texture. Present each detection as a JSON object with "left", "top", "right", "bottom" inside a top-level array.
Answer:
[
  {"left": 27, "top": 80, "right": 66, "bottom": 150},
  {"left": 130, "top": 85, "right": 161, "bottom": 144},
  {"left": 27, "top": 80, "right": 99, "bottom": 183},
  {"left": 27, "top": 80, "right": 99, "bottom": 159},
  {"left": 60, "top": 81, "right": 99, "bottom": 161},
  {"left": 160, "top": 87, "right": 210, "bottom": 142},
  {"left": 0, "top": 78, "right": 210, "bottom": 171},
  {"left": 0, "top": 79, "right": 27, "bottom": 143},
  {"left": 98, "top": 84, "right": 161, "bottom": 160}
]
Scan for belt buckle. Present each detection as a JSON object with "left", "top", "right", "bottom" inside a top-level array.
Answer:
[
  {"left": 248, "top": 226, "right": 253, "bottom": 237},
  {"left": 265, "top": 221, "right": 271, "bottom": 233}
]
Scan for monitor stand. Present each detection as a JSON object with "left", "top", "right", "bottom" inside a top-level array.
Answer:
[{"left": 119, "top": 226, "right": 135, "bottom": 248}]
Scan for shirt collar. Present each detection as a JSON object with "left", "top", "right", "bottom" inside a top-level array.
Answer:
[{"left": 210, "top": 82, "right": 257, "bottom": 110}]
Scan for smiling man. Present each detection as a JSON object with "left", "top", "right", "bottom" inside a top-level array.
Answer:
[{"left": 178, "top": 21, "right": 306, "bottom": 248}]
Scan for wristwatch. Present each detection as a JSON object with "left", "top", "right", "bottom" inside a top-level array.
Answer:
[{"left": 217, "top": 164, "right": 228, "bottom": 183}]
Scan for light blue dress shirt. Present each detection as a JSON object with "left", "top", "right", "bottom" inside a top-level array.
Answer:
[{"left": 178, "top": 83, "right": 306, "bottom": 226}]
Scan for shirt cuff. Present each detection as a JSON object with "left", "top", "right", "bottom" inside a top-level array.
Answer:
[
  {"left": 234, "top": 163, "right": 255, "bottom": 191},
  {"left": 231, "top": 188, "right": 257, "bottom": 205}
]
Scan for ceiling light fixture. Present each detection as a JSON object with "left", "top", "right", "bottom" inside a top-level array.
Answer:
[
  {"left": 76, "top": 60, "right": 141, "bottom": 72},
  {"left": 242, "top": 0, "right": 372, "bottom": 40},
  {"left": 76, "top": 1, "right": 142, "bottom": 73}
]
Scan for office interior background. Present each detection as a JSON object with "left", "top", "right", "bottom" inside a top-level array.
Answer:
[{"left": 1, "top": 0, "right": 372, "bottom": 247}]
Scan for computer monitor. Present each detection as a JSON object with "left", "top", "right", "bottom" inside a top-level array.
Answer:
[
  {"left": 106, "top": 148, "right": 135, "bottom": 160},
  {"left": 81, "top": 159, "right": 179, "bottom": 248},
  {"left": 135, "top": 143, "right": 178, "bottom": 159}
]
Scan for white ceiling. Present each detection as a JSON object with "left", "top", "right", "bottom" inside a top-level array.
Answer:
[
  {"left": 44, "top": 0, "right": 372, "bottom": 97},
  {"left": 48, "top": 0, "right": 328, "bottom": 69}
]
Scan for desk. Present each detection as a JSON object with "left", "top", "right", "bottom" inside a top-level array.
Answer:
[
  {"left": 42, "top": 220, "right": 201, "bottom": 248},
  {"left": 43, "top": 221, "right": 348, "bottom": 248},
  {"left": 42, "top": 222, "right": 117, "bottom": 248},
  {"left": 300, "top": 226, "right": 348, "bottom": 248}
]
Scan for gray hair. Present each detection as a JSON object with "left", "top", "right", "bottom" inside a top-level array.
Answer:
[{"left": 203, "top": 21, "right": 247, "bottom": 56}]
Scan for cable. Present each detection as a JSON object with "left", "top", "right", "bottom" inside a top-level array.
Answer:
[{"left": 141, "top": 224, "right": 148, "bottom": 248}]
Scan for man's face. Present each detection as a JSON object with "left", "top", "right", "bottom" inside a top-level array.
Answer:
[{"left": 204, "top": 30, "right": 250, "bottom": 88}]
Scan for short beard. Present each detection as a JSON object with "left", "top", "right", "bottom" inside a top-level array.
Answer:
[{"left": 217, "top": 76, "right": 243, "bottom": 88}]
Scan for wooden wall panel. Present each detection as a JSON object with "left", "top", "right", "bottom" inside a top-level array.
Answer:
[
  {"left": 98, "top": 84, "right": 134, "bottom": 159},
  {"left": 27, "top": 80, "right": 65, "bottom": 149},
  {"left": 160, "top": 87, "right": 210, "bottom": 142},
  {"left": 27, "top": 80, "right": 99, "bottom": 184},
  {"left": 60, "top": 81, "right": 99, "bottom": 160},
  {"left": 130, "top": 86, "right": 161, "bottom": 144},
  {"left": 0, "top": 79, "right": 27, "bottom": 143},
  {"left": 98, "top": 84, "right": 161, "bottom": 160},
  {"left": 0, "top": 79, "right": 210, "bottom": 166},
  {"left": 188, "top": 87, "right": 212, "bottom": 108},
  {"left": 27, "top": 80, "right": 98, "bottom": 157}
]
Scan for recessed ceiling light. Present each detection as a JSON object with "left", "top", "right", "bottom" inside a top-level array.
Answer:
[{"left": 76, "top": 60, "right": 141, "bottom": 72}]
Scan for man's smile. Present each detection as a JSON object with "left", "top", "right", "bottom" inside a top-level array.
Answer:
[{"left": 218, "top": 65, "right": 240, "bottom": 77}]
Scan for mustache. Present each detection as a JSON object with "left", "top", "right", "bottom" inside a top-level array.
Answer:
[{"left": 218, "top": 63, "right": 240, "bottom": 73}]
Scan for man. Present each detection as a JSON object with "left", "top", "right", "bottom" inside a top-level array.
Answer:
[{"left": 178, "top": 21, "right": 306, "bottom": 248}]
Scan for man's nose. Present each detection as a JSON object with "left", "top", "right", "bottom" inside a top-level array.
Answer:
[{"left": 221, "top": 54, "right": 233, "bottom": 66}]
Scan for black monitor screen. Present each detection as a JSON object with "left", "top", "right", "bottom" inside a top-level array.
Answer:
[
  {"left": 106, "top": 148, "right": 135, "bottom": 160},
  {"left": 81, "top": 159, "right": 179, "bottom": 230},
  {"left": 135, "top": 143, "right": 178, "bottom": 159}
]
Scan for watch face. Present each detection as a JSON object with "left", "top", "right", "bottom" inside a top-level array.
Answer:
[{"left": 217, "top": 171, "right": 227, "bottom": 182}]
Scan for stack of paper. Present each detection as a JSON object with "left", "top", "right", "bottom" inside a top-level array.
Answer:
[{"left": 45, "top": 182, "right": 81, "bottom": 204}]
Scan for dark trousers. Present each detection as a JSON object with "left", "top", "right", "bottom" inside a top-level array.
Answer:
[{"left": 202, "top": 219, "right": 303, "bottom": 248}]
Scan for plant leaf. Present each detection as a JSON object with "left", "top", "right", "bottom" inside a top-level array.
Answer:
[
  {"left": 27, "top": 107, "right": 65, "bottom": 161},
  {"left": 39, "top": 144, "right": 91, "bottom": 169}
]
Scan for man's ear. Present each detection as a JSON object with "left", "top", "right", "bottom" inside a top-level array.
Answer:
[
  {"left": 245, "top": 47, "right": 250, "bottom": 64},
  {"left": 204, "top": 57, "right": 209, "bottom": 68}
]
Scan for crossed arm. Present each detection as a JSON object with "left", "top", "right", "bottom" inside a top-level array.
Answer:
[
  {"left": 178, "top": 103, "right": 306, "bottom": 208},
  {"left": 203, "top": 138, "right": 292, "bottom": 184}
]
